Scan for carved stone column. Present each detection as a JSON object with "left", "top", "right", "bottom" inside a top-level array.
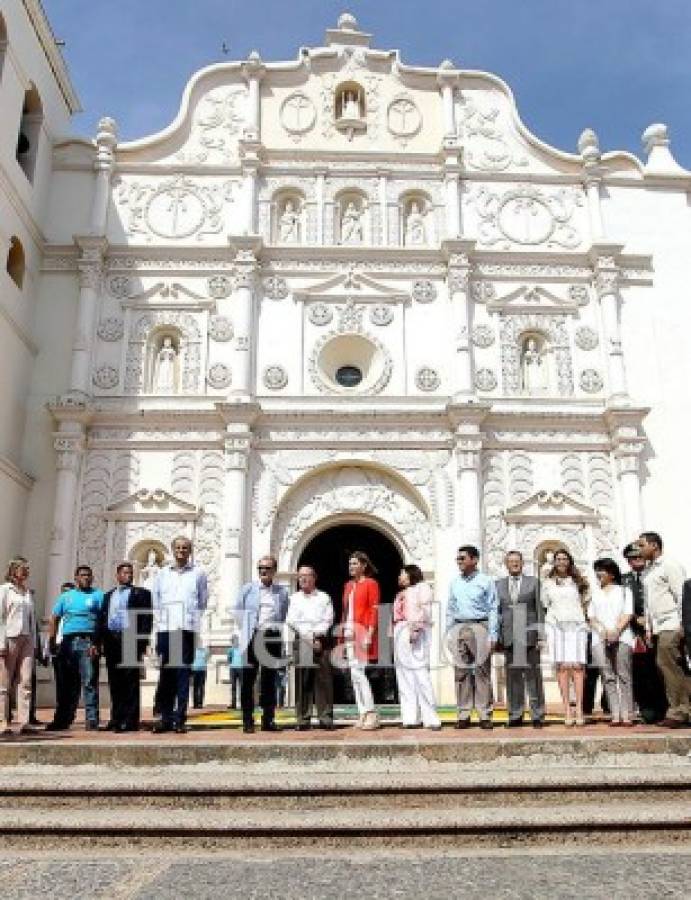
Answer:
[
  {"left": 223, "top": 429, "right": 252, "bottom": 608},
  {"left": 443, "top": 240, "right": 476, "bottom": 397},
  {"left": 315, "top": 168, "right": 327, "bottom": 245},
  {"left": 606, "top": 410, "right": 648, "bottom": 539},
  {"left": 70, "top": 236, "right": 107, "bottom": 394},
  {"left": 229, "top": 237, "right": 262, "bottom": 396},
  {"left": 449, "top": 406, "right": 489, "bottom": 550},
  {"left": 90, "top": 117, "right": 118, "bottom": 234},
  {"left": 591, "top": 245, "right": 629, "bottom": 403},
  {"left": 437, "top": 60, "right": 458, "bottom": 139},
  {"left": 239, "top": 139, "right": 261, "bottom": 234},
  {"left": 45, "top": 426, "right": 85, "bottom": 597},
  {"left": 242, "top": 51, "right": 265, "bottom": 141},
  {"left": 443, "top": 147, "right": 462, "bottom": 238},
  {"left": 377, "top": 168, "right": 389, "bottom": 246}
]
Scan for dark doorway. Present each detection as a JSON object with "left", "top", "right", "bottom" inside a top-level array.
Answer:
[{"left": 298, "top": 523, "right": 403, "bottom": 704}]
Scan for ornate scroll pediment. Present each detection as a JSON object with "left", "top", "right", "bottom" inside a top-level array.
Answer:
[
  {"left": 294, "top": 269, "right": 408, "bottom": 304},
  {"left": 503, "top": 490, "right": 598, "bottom": 525},
  {"left": 105, "top": 488, "right": 200, "bottom": 522},
  {"left": 484, "top": 284, "right": 588, "bottom": 315}
]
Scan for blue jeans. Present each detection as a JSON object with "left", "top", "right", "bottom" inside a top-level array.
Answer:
[{"left": 54, "top": 635, "right": 100, "bottom": 726}]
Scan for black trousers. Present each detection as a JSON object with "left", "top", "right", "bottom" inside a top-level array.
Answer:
[
  {"left": 632, "top": 640, "right": 668, "bottom": 722},
  {"left": 240, "top": 628, "right": 284, "bottom": 725},
  {"left": 155, "top": 630, "right": 195, "bottom": 727},
  {"left": 192, "top": 671, "right": 207, "bottom": 708},
  {"left": 504, "top": 643, "right": 545, "bottom": 722},
  {"left": 104, "top": 632, "right": 144, "bottom": 728},
  {"left": 584, "top": 634, "right": 610, "bottom": 715},
  {"left": 293, "top": 638, "right": 334, "bottom": 726}
]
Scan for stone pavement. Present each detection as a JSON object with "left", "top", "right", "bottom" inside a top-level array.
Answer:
[{"left": 1, "top": 849, "right": 690, "bottom": 899}]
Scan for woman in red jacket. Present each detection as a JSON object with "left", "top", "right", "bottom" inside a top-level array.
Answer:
[{"left": 342, "top": 551, "right": 380, "bottom": 730}]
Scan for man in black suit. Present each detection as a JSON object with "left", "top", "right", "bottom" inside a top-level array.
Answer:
[
  {"left": 496, "top": 550, "right": 545, "bottom": 728},
  {"left": 100, "top": 562, "right": 153, "bottom": 732}
]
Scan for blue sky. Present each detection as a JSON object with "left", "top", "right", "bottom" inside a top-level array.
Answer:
[{"left": 44, "top": 0, "right": 691, "bottom": 166}]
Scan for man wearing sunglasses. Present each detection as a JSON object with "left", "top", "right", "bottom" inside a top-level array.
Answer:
[{"left": 232, "top": 556, "right": 289, "bottom": 733}]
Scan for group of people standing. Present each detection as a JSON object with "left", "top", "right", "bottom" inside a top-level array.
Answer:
[{"left": 1, "top": 530, "right": 689, "bottom": 735}]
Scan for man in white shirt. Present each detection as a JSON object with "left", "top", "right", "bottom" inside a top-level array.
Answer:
[
  {"left": 232, "top": 556, "right": 289, "bottom": 733},
  {"left": 151, "top": 536, "right": 208, "bottom": 734},
  {"left": 638, "top": 531, "right": 689, "bottom": 728},
  {"left": 286, "top": 566, "right": 334, "bottom": 731}
]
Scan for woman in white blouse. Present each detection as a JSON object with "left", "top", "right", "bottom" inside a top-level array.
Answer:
[
  {"left": 541, "top": 548, "right": 591, "bottom": 726},
  {"left": 588, "top": 558, "right": 635, "bottom": 727},
  {"left": 393, "top": 564, "right": 441, "bottom": 730},
  {"left": 0, "top": 556, "right": 36, "bottom": 735}
]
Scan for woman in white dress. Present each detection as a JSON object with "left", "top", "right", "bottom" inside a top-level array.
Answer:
[
  {"left": 541, "top": 548, "right": 590, "bottom": 726},
  {"left": 588, "top": 558, "right": 635, "bottom": 727},
  {"left": 393, "top": 565, "right": 441, "bottom": 730}
]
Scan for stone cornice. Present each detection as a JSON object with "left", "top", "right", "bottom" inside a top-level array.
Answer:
[
  {"left": 0, "top": 454, "right": 34, "bottom": 491},
  {"left": 22, "top": 0, "right": 81, "bottom": 113}
]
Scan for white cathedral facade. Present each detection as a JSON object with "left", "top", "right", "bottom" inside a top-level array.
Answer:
[{"left": 2, "top": 5, "right": 690, "bottom": 702}]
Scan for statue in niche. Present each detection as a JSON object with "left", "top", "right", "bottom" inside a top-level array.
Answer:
[
  {"left": 341, "top": 201, "right": 364, "bottom": 244},
  {"left": 540, "top": 550, "right": 556, "bottom": 579},
  {"left": 139, "top": 547, "right": 162, "bottom": 589},
  {"left": 341, "top": 90, "right": 361, "bottom": 119},
  {"left": 520, "top": 337, "right": 547, "bottom": 394},
  {"left": 278, "top": 199, "right": 301, "bottom": 243},
  {"left": 405, "top": 201, "right": 426, "bottom": 245},
  {"left": 153, "top": 336, "right": 178, "bottom": 393}
]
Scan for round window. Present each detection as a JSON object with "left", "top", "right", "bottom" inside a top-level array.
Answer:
[{"left": 335, "top": 365, "right": 363, "bottom": 388}]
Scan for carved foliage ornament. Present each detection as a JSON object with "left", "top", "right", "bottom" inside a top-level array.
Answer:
[
  {"left": 207, "top": 363, "right": 232, "bottom": 389},
  {"left": 475, "top": 368, "right": 498, "bottom": 392},
  {"left": 308, "top": 303, "right": 333, "bottom": 326},
  {"left": 92, "top": 366, "right": 119, "bottom": 390},
  {"left": 108, "top": 275, "right": 131, "bottom": 299},
  {"left": 575, "top": 325, "right": 599, "bottom": 351},
  {"left": 415, "top": 367, "right": 441, "bottom": 392},
  {"left": 263, "top": 365, "right": 288, "bottom": 390},
  {"left": 97, "top": 317, "right": 124, "bottom": 342},
  {"left": 369, "top": 304, "right": 394, "bottom": 326},
  {"left": 472, "top": 185, "right": 583, "bottom": 249},
  {"left": 208, "top": 315, "right": 234, "bottom": 342},
  {"left": 208, "top": 275, "right": 233, "bottom": 299},
  {"left": 457, "top": 95, "right": 528, "bottom": 173},
  {"left": 263, "top": 275, "right": 289, "bottom": 300},
  {"left": 579, "top": 369, "right": 604, "bottom": 393},
  {"left": 472, "top": 324, "right": 495, "bottom": 348},
  {"left": 500, "top": 314, "right": 573, "bottom": 396},
  {"left": 412, "top": 280, "right": 436, "bottom": 303}
]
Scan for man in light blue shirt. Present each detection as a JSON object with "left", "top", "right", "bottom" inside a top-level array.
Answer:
[
  {"left": 447, "top": 545, "right": 500, "bottom": 730},
  {"left": 151, "top": 536, "right": 208, "bottom": 733}
]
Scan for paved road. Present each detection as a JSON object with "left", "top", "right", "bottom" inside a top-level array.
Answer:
[{"left": 2, "top": 849, "right": 690, "bottom": 899}]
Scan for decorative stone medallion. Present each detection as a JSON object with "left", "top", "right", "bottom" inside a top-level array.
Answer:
[
  {"left": 263, "top": 275, "right": 289, "bottom": 300},
  {"left": 308, "top": 303, "right": 333, "bottom": 326},
  {"left": 108, "top": 275, "right": 131, "bottom": 299},
  {"left": 207, "top": 363, "right": 232, "bottom": 389},
  {"left": 263, "top": 365, "right": 288, "bottom": 390},
  {"left": 387, "top": 95, "right": 422, "bottom": 142},
  {"left": 415, "top": 367, "right": 440, "bottom": 392},
  {"left": 579, "top": 369, "right": 603, "bottom": 393},
  {"left": 412, "top": 279, "right": 436, "bottom": 303},
  {"left": 208, "top": 315, "right": 234, "bottom": 342},
  {"left": 280, "top": 93, "right": 317, "bottom": 138},
  {"left": 471, "top": 324, "right": 495, "bottom": 348},
  {"left": 569, "top": 285, "right": 589, "bottom": 304},
  {"left": 475, "top": 368, "right": 498, "bottom": 392},
  {"left": 208, "top": 275, "right": 233, "bottom": 299},
  {"left": 96, "top": 317, "right": 125, "bottom": 342},
  {"left": 369, "top": 304, "right": 394, "bottom": 326},
  {"left": 92, "top": 366, "right": 119, "bottom": 390},
  {"left": 575, "top": 325, "right": 599, "bottom": 351}
]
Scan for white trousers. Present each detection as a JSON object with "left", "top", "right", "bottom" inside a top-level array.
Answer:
[
  {"left": 345, "top": 643, "right": 375, "bottom": 715},
  {"left": 394, "top": 622, "right": 440, "bottom": 727}
]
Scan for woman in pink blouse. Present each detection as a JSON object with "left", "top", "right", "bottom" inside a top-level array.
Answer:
[{"left": 393, "top": 564, "right": 441, "bottom": 730}]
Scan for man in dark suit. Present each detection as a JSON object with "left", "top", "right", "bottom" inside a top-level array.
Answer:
[
  {"left": 682, "top": 578, "right": 691, "bottom": 662},
  {"left": 100, "top": 561, "right": 153, "bottom": 732},
  {"left": 496, "top": 550, "right": 545, "bottom": 728}
]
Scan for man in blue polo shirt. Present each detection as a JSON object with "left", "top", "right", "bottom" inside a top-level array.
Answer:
[
  {"left": 46, "top": 565, "right": 104, "bottom": 731},
  {"left": 447, "top": 544, "right": 500, "bottom": 731}
]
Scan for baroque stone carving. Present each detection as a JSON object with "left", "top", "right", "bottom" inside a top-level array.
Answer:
[
  {"left": 272, "top": 466, "right": 434, "bottom": 569},
  {"left": 308, "top": 331, "right": 393, "bottom": 396},
  {"left": 280, "top": 93, "right": 317, "bottom": 141},
  {"left": 207, "top": 275, "right": 233, "bottom": 299},
  {"left": 471, "top": 324, "right": 495, "bottom": 348},
  {"left": 471, "top": 185, "right": 583, "bottom": 249},
  {"left": 263, "top": 275, "right": 289, "bottom": 300},
  {"left": 208, "top": 315, "right": 234, "bottom": 342},
  {"left": 387, "top": 95, "right": 422, "bottom": 146},
  {"left": 263, "top": 365, "right": 288, "bottom": 390},
  {"left": 415, "top": 367, "right": 440, "bottom": 392},
  {"left": 108, "top": 275, "right": 132, "bottom": 299},
  {"left": 457, "top": 95, "right": 528, "bottom": 173},
  {"left": 176, "top": 86, "right": 247, "bottom": 165},
  {"left": 369, "top": 304, "right": 394, "bottom": 326},
  {"left": 116, "top": 174, "right": 234, "bottom": 241},
  {"left": 92, "top": 366, "right": 119, "bottom": 390},
  {"left": 412, "top": 280, "right": 436, "bottom": 303},
  {"left": 97, "top": 317, "right": 124, "bottom": 342},
  {"left": 125, "top": 311, "right": 202, "bottom": 394},
  {"left": 475, "top": 368, "right": 498, "bottom": 392},
  {"left": 579, "top": 369, "right": 604, "bottom": 393},
  {"left": 207, "top": 363, "right": 232, "bottom": 389},
  {"left": 499, "top": 314, "right": 573, "bottom": 396},
  {"left": 308, "top": 303, "right": 333, "bottom": 326},
  {"left": 575, "top": 325, "right": 599, "bottom": 351}
]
